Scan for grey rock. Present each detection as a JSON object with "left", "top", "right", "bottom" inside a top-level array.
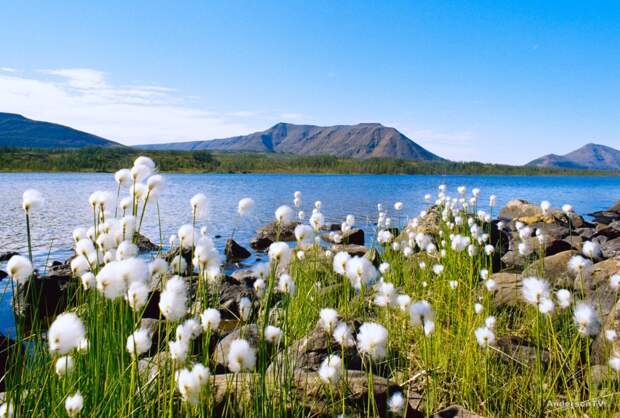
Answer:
[{"left": 225, "top": 239, "right": 251, "bottom": 261}]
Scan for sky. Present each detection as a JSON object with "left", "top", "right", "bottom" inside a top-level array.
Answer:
[{"left": 1, "top": 0, "right": 619, "bottom": 164}]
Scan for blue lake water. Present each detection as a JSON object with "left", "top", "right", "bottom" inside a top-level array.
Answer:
[{"left": 0, "top": 172, "right": 619, "bottom": 335}]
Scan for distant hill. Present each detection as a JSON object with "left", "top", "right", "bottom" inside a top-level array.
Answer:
[
  {"left": 137, "top": 122, "right": 444, "bottom": 161},
  {"left": 0, "top": 112, "right": 124, "bottom": 149},
  {"left": 526, "top": 143, "right": 620, "bottom": 171}
]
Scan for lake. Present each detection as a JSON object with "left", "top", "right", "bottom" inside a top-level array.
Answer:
[{"left": 0, "top": 172, "right": 618, "bottom": 335}]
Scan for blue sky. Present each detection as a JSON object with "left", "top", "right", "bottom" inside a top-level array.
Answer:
[{"left": 1, "top": 0, "right": 619, "bottom": 163}]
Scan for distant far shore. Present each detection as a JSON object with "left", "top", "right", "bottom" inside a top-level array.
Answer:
[{"left": 0, "top": 147, "right": 618, "bottom": 176}]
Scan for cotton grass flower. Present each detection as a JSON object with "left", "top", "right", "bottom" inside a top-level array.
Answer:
[
  {"left": 521, "top": 277, "right": 550, "bottom": 306},
  {"left": 568, "top": 255, "right": 592, "bottom": 275},
  {"left": 332, "top": 322, "right": 355, "bottom": 347},
  {"left": 275, "top": 205, "right": 295, "bottom": 225},
  {"left": 582, "top": 241, "right": 602, "bottom": 259},
  {"left": 318, "top": 354, "right": 342, "bottom": 385},
  {"left": 201, "top": 308, "right": 221, "bottom": 331},
  {"left": 609, "top": 354, "right": 620, "bottom": 372},
  {"left": 159, "top": 276, "right": 187, "bottom": 321},
  {"left": 7, "top": 255, "right": 33, "bottom": 285},
  {"left": 332, "top": 251, "right": 351, "bottom": 275},
  {"left": 22, "top": 189, "right": 44, "bottom": 212},
  {"left": 396, "top": 294, "right": 411, "bottom": 311},
  {"left": 264, "top": 325, "right": 283, "bottom": 345},
  {"left": 475, "top": 326, "right": 496, "bottom": 348},
  {"left": 176, "top": 318, "right": 202, "bottom": 342},
  {"left": 611, "top": 274, "right": 620, "bottom": 290},
  {"left": 64, "top": 391, "right": 84, "bottom": 417},
  {"left": 237, "top": 197, "right": 255, "bottom": 216},
  {"left": 294, "top": 224, "right": 314, "bottom": 244},
  {"left": 190, "top": 193, "right": 207, "bottom": 218},
  {"left": 126, "top": 328, "right": 152, "bottom": 358},
  {"left": 227, "top": 339, "right": 256, "bottom": 372},
  {"left": 345, "top": 256, "right": 378, "bottom": 290},
  {"left": 176, "top": 363, "right": 210, "bottom": 404},
  {"left": 0, "top": 402, "right": 13, "bottom": 418},
  {"left": 356, "top": 322, "right": 388, "bottom": 361},
  {"left": 48, "top": 312, "right": 86, "bottom": 355},
  {"left": 556, "top": 289, "right": 572, "bottom": 308},
  {"left": 168, "top": 339, "right": 189, "bottom": 362},
  {"left": 573, "top": 302, "right": 600, "bottom": 336},
  {"left": 55, "top": 355, "right": 75, "bottom": 376},
  {"left": 125, "top": 281, "right": 149, "bottom": 311},
  {"left": 606, "top": 330, "right": 617, "bottom": 342},
  {"left": 319, "top": 308, "right": 339, "bottom": 333},
  {"left": 387, "top": 391, "right": 405, "bottom": 415},
  {"left": 268, "top": 241, "right": 292, "bottom": 269}
]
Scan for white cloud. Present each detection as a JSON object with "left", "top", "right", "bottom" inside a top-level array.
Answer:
[
  {"left": 0, "top": 67, "right": 17, "bottom": 73},
  {"left": 0, "top": 68, "right": 289, "bottom": 144}
]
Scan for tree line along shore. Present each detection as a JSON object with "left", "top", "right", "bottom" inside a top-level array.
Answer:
[{"left": 0, "top": 147, "right": 617, "bottom": 175}]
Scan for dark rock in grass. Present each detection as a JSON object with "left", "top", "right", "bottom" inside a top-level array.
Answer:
[
  {"left": 432, "top": 405, "right": 485, "bottom": 418},
  {"left": 225, "top": 239, "right": 251, "bottom": 261},
  {"left": 210, "top": 370, "right": 419, "bottom": 417},
  {"left": 134, "top": 233, "right": 158, "bottom": 252},
  {"left": 574, "top": 256, "right": 620, "bottom": 321},
  {"left": 231, "top": 268, "right": 258, "bottom": 282},
  {"left": 250, "top": 236, "right": 273, "bottom": 251},
  {"left": 213, "top": 324, "right": 260, "bottom": 372},
  {"left": 163, "top": 247, "right": 192, "bottom": 274},
  {"left": 491, "top": 272, "right": 522, "bottom": 307},
  {"left": 496, "top": 335, "right": 550, "bottom": 369},
  {"left": 330, "top": 244, "right": 368, "bottom": 257},
  {"left": 531, "top": 222, "right": 570, "bottom": 241},
  {"left": 0, "top": 271, "right": 7, "bottom": 281},
  {"left": 0, "top": 252, "right": 18, "bottom": 262},
  {"left": 0, "top": 335, "right": 22, "bottom": 391},
  {"left": 267, "top": 323, "right": 364, "bottom": 375},
  {"left": 255, "top": 221, "right": 299, "bottom": 242},
  {"left": 592, "top": 297, "right": 620, "bottom": 365},
  {"left": 321, "top": 228, "right": 365, "bottom": 246},
  {"left": 521, "top": 250, "right": 576, "bottom": 288},
  {"left": 219, "top": 275, "right": 256, "bottom": 320}
]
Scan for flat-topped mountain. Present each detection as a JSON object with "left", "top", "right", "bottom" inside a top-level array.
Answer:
[
  {"left": 137, "top": 122, "right": 444, "bottom": 161},
  {"left": 527, "top": 143, "right": 620, "bottom": 171},
  {"left": 0, "top": 112, "right": 124, "bottom": 149}
]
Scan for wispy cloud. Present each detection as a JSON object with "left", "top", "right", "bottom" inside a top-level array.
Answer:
[
  {"left": 0, "top": 68, "right": 300, "bottom": 144},
  {"left": 0, "top": 67, "right": 17, "bottom": 73}
]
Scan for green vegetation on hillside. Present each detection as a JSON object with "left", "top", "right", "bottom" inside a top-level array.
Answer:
[{"left": 0, "top": 147, "right": 616, "bottom": 175}]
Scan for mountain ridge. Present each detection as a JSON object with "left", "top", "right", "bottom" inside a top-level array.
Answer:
[
  {"left": 0, "top": 112, "right": 124, "bottom": 149},
  {"left": 137, "top": 122, "right": 445, "bottom": 161},
  {"left": 526, "top": 143, "right": 620, "bottom": 171}
]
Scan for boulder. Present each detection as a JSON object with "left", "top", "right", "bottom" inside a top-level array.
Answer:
[
  {"left": 543, "top": 239, "right": 573, "bottom": 257},
  {"left": 213, "top": 324, "right": 260, "bottom": 371},
  {"left": 589, "top": 211, "right": 620, "bottom": 225},
  {"left": 267, "top": 323, "right": 362, "bottom": 374},
  {"left": 531, "top": 223, "right": 569, "bottom": 241},
  {"left": 592, "top": 298, "right": 620, "bottom": 364},
  {"left": 601, "top": 237, "right": 620, "bottom": 259},
  {"left": 250, "top": 236, "right": 273, "bottom": 251},
  {"left": 254, "top": 221, "right": 299, "bottom": 242},
  {"left": 0, "top": 252, "right": 18, "bottom": 262},
  {"left": 593, "top": 224, "right": 620, "bottom": 240},
  {"left": 496, "top": 335, "right": 550, "bottom": 369},
  {"left": 225, "top": 239, "right": 251, "bottom": 261},
  {"left": 576, "top": 227, "right": 596, "bottom": 240},
  {"left": 609, "top": 199, "right": 620, "bottom": 213},
  {"left": 0, "top": 271, "right": 7, "bottom": 281},
  {"left": 330, "top": 244, "right": 369, "bottom": 257},
  {"left": 491, "top": 272, "right": 522, "bottom": 307},
  {"left": 219, "top": 275, "right": 256, "bottom": 320},
  {"left": 231, "top": 268, "right": 257, "bottom": 282},
  {"left": 321, "top": 228, "right": 365, "bottom": 246},
  {"left": 134, "top": 233, "right": 158, "bottom": 252},
  {"left": 574, "top": 256, "right": 620, "bottom": 321},
  {"left": 563, "top": 235, "right": 583, "bottom": 252},
  {"left": 432, "top": 405, "right": 485, "bottom": 418},
  {"left": 499, "top": 199, "right": 542, "bottom": 220},
  {"left": 521, "top": 250, "right": 576, "bottom": 289}
]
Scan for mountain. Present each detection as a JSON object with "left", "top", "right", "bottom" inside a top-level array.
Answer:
[
  {"left": 526, "top": 143, "right": 620, "bottom": 171},
  {"left": 0, "top": 112, "right": 124, "bottom": 149},
  {"left": 137, "top": 122, "right": 444, "bottom": 161}
]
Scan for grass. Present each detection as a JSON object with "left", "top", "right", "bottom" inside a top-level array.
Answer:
[
  {"left": 0, "top": 146, "right": 618, "bottom": 175},
  {"left": 2, "top": 158, "right": 619, "bottom": 417}
]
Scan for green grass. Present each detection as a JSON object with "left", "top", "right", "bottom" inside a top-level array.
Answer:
[
  {"left": 3, "top": 167, "right": 620, "bottom": 417},
  {"left": 0, "top": 146, "right": 617, "bottom": 175}
]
